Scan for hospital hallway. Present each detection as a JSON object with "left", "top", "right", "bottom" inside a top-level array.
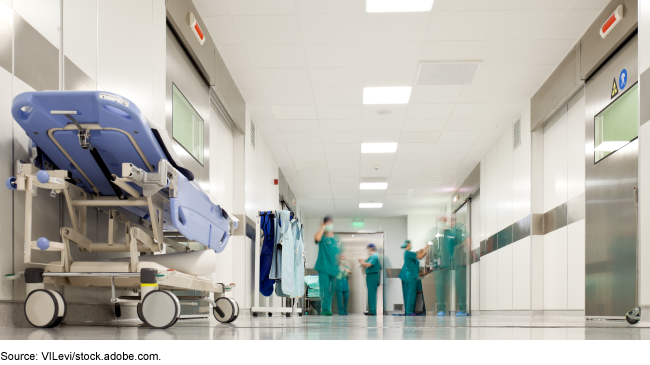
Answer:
[{"left": 2, "top": 315, "right": 650, "bottom": 340}]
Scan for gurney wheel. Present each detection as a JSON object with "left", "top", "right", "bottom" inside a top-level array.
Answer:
[
  {"left": 141, "top": 290, "right": 180, "bottom": 329},
  {"left": 137, "top": 303, "right": 145, "bottom": 322},
  {"left": 268, "top": 313, "right": 273, "bottom": 317},
  {"left": 252, "top": 312, "right": 258, "bottom": 317},
  {"left": 285, "top": 313, "right": 291, "bottom": 318},
  {"left": 213, "top": 297, "right": 238, "bottom": 323},
  {"left": 24, "top": 289, "right": 67, "bottom": 328}
]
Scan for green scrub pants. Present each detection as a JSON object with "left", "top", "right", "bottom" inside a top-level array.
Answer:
[
  {"left": 401, "top": 278, "right": 417, "bottom": 315},
  {"left": 366, "top": 272, "right": 379, "bottom": 315},
  {"left": 318, "top": 272, "right": 336, "bottom": 313},
  {"left": 336, "top": 290, "right": 349, "bottom": 315}
]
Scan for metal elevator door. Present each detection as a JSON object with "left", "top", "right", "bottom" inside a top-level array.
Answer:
[{"left": 585, "top": 34, "right": 638, "bottom": 318}]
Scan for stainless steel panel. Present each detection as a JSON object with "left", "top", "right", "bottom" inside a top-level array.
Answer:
[
  {"left": 166, "top": 25, "right": 210, "bottom": 186},
  {"left": 531, "top": 213, "right": 544, "bottom": 235},
  {"left": 14, "top": 12, "right": 58, "bottom": 91},
  {"left": 585, "top": 34, "right": 638, "bottom": 318},
  {"left": 531, "top": 44, "right": 581, "bottom": 131},
  {"left": 165, "top": 0, "right": 215, "bottom": 85},
  {"left": 567, "top": 192, "right": 586, "bottom": 225},
  {"left": 0, "top": 3, "right": 11, "bottom": 73},
  {"left": 544, "top": 202, "right": 567, "bottom": 234},
  {"left": 64, "top": 57, "right": 96, "bottom": 91},
  {"left": 513, "top": 215, "right": 531, "bottom": 243},
  {"left": 486, "top": 234, "right": 496, "bottom": 254},
  {"left": 580, "top": 0, "right": 638, "bottom": 80},
  {"left": 640, "top": 67, "right": 650, "bottom": 126},
  {"left": 497, "top": 225, "right": 512, "bottom": 249},
  {"left": 451, "top": 163, "right": 479, "bottom": 213},
  {"left": 214, "top": 49, "right": 246, "bottom": 133},
  {"left": 480, "top": 240, "right": 486, "bottom": 256}
]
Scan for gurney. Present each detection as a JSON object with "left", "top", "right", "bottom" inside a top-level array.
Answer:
[{"left": 5, "top": 91, "right": 240, "bottom": 328}]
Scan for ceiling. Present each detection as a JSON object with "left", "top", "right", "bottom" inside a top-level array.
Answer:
[{"left": 194, "top": 0, "right": 609, "bottom": 218}]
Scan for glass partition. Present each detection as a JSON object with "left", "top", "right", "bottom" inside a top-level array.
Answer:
[
  {"left": 172, "top": 83, "right": 204, "bottom": 165},
  {"left": 594, "top": 82, "right": 638, "bottom": 163}
]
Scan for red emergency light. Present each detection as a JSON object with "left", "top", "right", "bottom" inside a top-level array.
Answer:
[
  {"left": 189, "top": 13, "right": 206, "bottom": 45},
  {"left": 600, "top": 5, "right": 623, "bottom": 39}
]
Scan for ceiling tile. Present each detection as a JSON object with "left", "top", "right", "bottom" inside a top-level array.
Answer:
[
  {"left": 309, "top": 67, "right": 363, "bottom": 88},
  {"left": 280, "top": 166, "right": 297, "bottom": 176},
  {"left": 317, "top": 105, "right": 362, "bottom": 119},
  {"left": 487, "top": 10, "right": 565, "bottom": 40},
  {"left": 230, "top": 69, "right": 261, "bottom": 89},
  {"left": 361, "top": 119, "right": 404, "bottom": 132},
  {"left": 451, "top": 103, "right": 525, "bottom": 119},
  {"left": 332, "top": 183, "right": 361, "bottom": 190},
  {"left": 239, "top": 88, "right": 267, "bottom": 105},
  {"left": 432, "top": 0, "right": 504, "bottom": 11},
  {"left": 245, "top": 44, "right": 307, "bottom": 68},
  {"left": 295, "top": 161, "right": 328, "bottom": 170},
  {"left": 400, "top": 131, "right": 440, "bottom": 143},
  {"left": 329, "top": 170, "right": 360, "bottom": 177},
  {"left": 296, "top": 0, "right": 365, "bottom": 14},
  {"left": 397, "top": 143, "right": 436, "bottom": 154},
  {"left": 420, "top": 41, "right": 484, "bottom": 60},
  {"left": 225, "top": 0, "right": 296, "bottom": 15},
  {"left": 402, "top": 119, "right": 447, "bottom": 131},
  {"left": 299, "top": 14, "right": 364, "bottom": 43},
  {"left": 501, "top": 0, "right": 570, "bottom": 9},
  {"left": 364, "top": 13, "right": 430, "bottom": 41},
  {"left": 457, "top": 84, "right": 539, "bottom": 103},
  {"left": 255, "top": 68, "right": 312, "bottom": 88},
  {"left": 360, "top": 154, "right": 395, "bottom": 162},
  {"left": 313, "top": 88, "right": 362, "bottom": 105},
  {"left": 395, "top": 152, "right": 431, "bottom": 162},
  {"left": 328, "top": 161, "right": 359, "bottom": 170},
  {"left": 360, "top": 169, "right": 391, "bottom": 177},
  {"left": 194, "top": 0, "right": 230, "bottom": 16},
  {"left": 298, "top": 169, "right": 329, "bottom": 177},
  {"left": 327, "top": 153, "right": 361, "bottom": 162},
  {"left": 233, "top": 15, "right": 302, "bottom": 44},
  {"left": 362, "top": 105, "right": 408, "bottom": 119},
  {"left": 271, "top": 105, "right": 318, "bottom": 119},
  {"left": 290, "top": 153, "right": 326, "bottom": 162},
  {"left": 444, "top": 118, "right": 511, "bottom": 131},
  {"left": 255, "top": 119, "right": 280, "bottom": 133},
  {"left": 300, "top": 176, "right": 328, "bottom": 183},
  {"left": 204, "top": 16, "right": 241, "bottom": 45},
  {"left": 332, "top": 188, "right": 360, "bottom": 194},
  {"left": 267, "top": 144, "right": 289, "bottom": 154},
  {"left": 248, "top": 105, "right": 275, "bottom": 120},
  {"left": 362, "top": 131, "right": 401, "bottom": 143},
  {"left": 321, "top": 133, "right": 361, "bottom": 144},
  {"left": 320, "top": 120, "right": 362, "bottom": 132},
  {"left": 550, "top": 10, "right": 600, "bottom": 40},
  {"left": 518, "top": 64, "right": 555, "bottom": 85},
  {"left": 273, "top": 153, "right": 293, "bottom": 163},
  {"left": 406, "top": 104, "right": 455, "bottom": 119},
  {"left": 433, "top": 142, "right": 474, "bottom": 154},
  {"left": 569, "top": 0, "right": 610, "bottom": 10},
  {"left": 532, "top": 40, "right": 577, "bottom": 65},
  {"left": 409, "top": 86, "right": 464, "bottom": 104},
  {"left": 305, "top": 43, "right": 363, "bottom": 67},
  {"left": 393, "top": 160, "right": 427, "bottom": 170},
  {"left": 363, "top": 41, "right": 423, "bottom": 66},
  {"left": 218, "top": 45, "right": 252, "bottom": 68},
  {"left": 459, "top": 158, "right": 480, "bottom": 169},
  {"left": 427, "top": 11, "right": 498, "bottom": 41},
  {"left": 471, "top": 64, "right": 529, "bottom": 86},
  {"left": 478, "top": 40, "right": 546, "bottom": 65},
  {"left": 286, "top": 144, "right": 324, "bottom": 154},
  {"left": 330, "top": 176, "right": 360, "bottom": 184},
  {"left": 281, "top": 132, "right": 322, "bottom": 144},
  {"left": 324, "top": 143, "right": 361, "bottom": 153},
  {"left": 362, "top": 65, "right": 418, "bottom": 86},
  {"left": 276, "top": 120, "right": 320, "bottom": 132}
]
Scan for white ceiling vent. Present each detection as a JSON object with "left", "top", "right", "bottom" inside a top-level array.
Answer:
[{"left": 416, "top": 62, "right": 481, "bottom": 86}]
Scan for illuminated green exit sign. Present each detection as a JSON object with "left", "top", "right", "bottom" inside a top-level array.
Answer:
[{"left": 353, "top": 218, "right": 363, "bottom": 227}]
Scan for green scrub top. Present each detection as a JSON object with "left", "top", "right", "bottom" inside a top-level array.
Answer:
[
  {"left": 365, "top": 253, "right": 381, "bottom": 274},
  {"left": 315, "top": 235, "right": 340, "bottom": 277},
  {"left": 399, "top": 250, "right": 419, "bottom": 280}
]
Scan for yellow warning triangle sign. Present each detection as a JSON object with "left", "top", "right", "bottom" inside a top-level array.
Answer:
[{"left": 611, "top": 78, "right": 619, "bottom": 99}]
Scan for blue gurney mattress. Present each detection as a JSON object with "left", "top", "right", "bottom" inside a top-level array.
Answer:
[{"left": 11, "top": 91, "right": 232, "bottom": 252}]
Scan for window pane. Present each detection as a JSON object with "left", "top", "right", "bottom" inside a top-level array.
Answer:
[
  {"left": 594, "top": 83, "right": 638, "bottom": 163},
  {"left": 172, "top": 84, "right": 204, "bottom": 165}
]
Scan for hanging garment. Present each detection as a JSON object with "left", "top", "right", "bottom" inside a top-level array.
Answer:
[
  {"left": 280, "top": 215, "right": 297, "bottom": 295},
  {"left": 290, "top": 219, "right": 305, "bottom": 297},
  {"left": 259, "top": 212, "right": 275, "bottom": 296},
  {"left": 275, "top": 281, "right": 290, "bottom": 297}
]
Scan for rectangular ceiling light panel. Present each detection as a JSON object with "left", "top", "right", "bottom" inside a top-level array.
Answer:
[
  {"left": 416, "top": 62, "right": 481, "bottom": 85},
  {"left": 360, "top": 182, "right": 388, "bottom": 190},
  {"left": 360, "top": 202, "right": 383, "bottom": 208},
  {"left": 361, "top": 143, "right": 398, "bottom": 153},
  {"left": 363, "top": 87, "right": 412, "bottom": 104},
  {"left": 366, "top": 0, "right": 434, "bottom": 12}
]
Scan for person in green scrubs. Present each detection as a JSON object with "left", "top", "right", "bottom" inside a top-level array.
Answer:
[
  {"left": 358, "top": 243, "right": 381, "bottom": 316},
  {"left": 314, "top": 216, "right": 340, "bottom": 316},
  {"left": 399, "top": 240, "right": 426, "bottom": 316},
  {"left": 335, "top": 255, "right": 351, "bottom": 315}
]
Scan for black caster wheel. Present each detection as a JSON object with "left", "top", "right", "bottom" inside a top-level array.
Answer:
[
  {"left": 626, "top": 311, "right": 640, "bottom": 324},
  {"left": 268, "top": 313, "right": 273, "bottom": 317},
  {"left": 299, "top": 313, "right": 303, "bottom": 317},
  {"left": 252, "top": 312, "right": 258, "bottom": 317},
  {"left": 24, "top": 289, "right": 67, "bottom": 328},
  {"left": 286, "top": 313, "right": 291, "bottom": 318},
  {"left": 213, "top": 297, "right": 239, "bottom": 323}
]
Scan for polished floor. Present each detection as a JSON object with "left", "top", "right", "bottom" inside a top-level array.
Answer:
[{"left": 2, "top": 314, "right": 650, "bottom": 340}]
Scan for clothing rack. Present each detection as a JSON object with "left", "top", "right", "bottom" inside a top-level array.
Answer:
[{"left": 251, "top": 211, "right": 303, "bottom": 317}]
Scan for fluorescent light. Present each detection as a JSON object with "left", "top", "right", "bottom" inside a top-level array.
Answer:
[
  {"left": 366, "top": 0, "right": 434, "bottom": 12},
  {"left": 360, "top": 182, "right": 388, "bottom": 190},
  {"left": 363, "top": 87, "right": 412, "bottom": 104},
  {"left": 361, "top": 143, "right": 398, "bottom": 153},
  {"left": 594, "top": 141, "right": 628, "bottom": 151},
  {"left": 359, "top": 203, "right": 383, "bottom": 209}
]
